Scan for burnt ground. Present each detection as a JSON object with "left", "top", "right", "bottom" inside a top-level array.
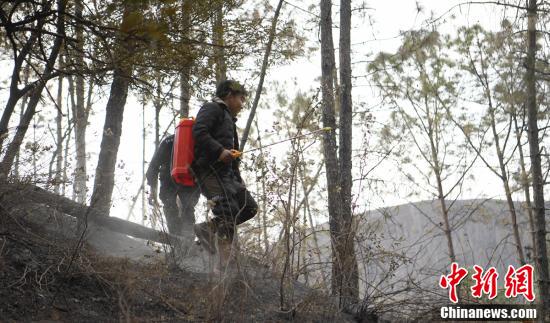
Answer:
[{"left": 0, "top": 207, "right": 354, "bottom": 322}]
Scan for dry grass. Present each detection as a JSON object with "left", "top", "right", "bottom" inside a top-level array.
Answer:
[{"left": 0, "top": 206, "right": 354, "bottom": 322}]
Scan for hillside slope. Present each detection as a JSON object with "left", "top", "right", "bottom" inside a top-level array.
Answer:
[
  {"left": 0, "top": 207, "right": 353, "bottom": 322},
  {"left": 302, "top": 199, "right": 539, "bottom": 319}
]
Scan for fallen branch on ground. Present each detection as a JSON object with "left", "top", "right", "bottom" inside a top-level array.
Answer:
[{"left": 0, "top": 182, "right": 188, "bottom": 247}]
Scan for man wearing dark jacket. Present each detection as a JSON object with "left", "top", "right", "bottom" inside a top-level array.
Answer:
[
  {"left": 192, "top": 80, "right": 258, "bottom": 260},
  {"left": 146, "top": 135, "right": 200, "bottom": 236}
]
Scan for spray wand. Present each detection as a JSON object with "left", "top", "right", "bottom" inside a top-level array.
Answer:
[{"left": 230, "top": 127, "right": 333, "bottom": 158}]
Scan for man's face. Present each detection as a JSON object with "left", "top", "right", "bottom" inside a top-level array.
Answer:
[{"left": 225, "top": 93, "right": 246, "bottom": 116}]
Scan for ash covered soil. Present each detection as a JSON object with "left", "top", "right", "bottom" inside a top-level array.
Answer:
[{"left": 0, "top": 208, "right": 353, "bottom": 322}]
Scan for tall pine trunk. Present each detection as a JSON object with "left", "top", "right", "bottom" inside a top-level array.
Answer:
[
  {"left": 142, "top": 103, "right": 147, "bottom": 225},
  {"left": 13, "top": 65, "right": 31, "bottom": 178},
  {"left": 90, "top": 4, "right": 137, "bottom": 215},
  {"left": 525, "top": 0, "right": 549, "bottom": 320},
  {"left": 320, "top": 0, "right": 351, "bottom": 308},
  {"left": 54, "top": 53, "right": 64, "bottom": 194},
  {"left": 488, "top": 103, "right": 525, "bottom": 264},
  {"left": 212, "top": 3, "right": 226, "bottom": 83},
  {"left": 62, "top": 102, "right": 71, "bottom": 196},
  {"left": 512, "top": 112, "right": 537, "bottom": 260},
  {"left": 431, "top": 134, "right": 456, "bottom": 264},
  {"left": 180, "top": 68, "right": 191, "bottom": 118},
  {"left": 179, "top": 1, "right": 192, "bottom": 118},
  {"left": 73, "top": 0, "right": 88, "bottom": 204},
  {"left": 337, "top": 0, "right": 359, "bottom": 307}
]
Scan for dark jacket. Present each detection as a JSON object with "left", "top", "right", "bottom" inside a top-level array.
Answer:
[
  {"left": 192, "top": 98, "right": 241, "bottom": 181},
  {"left": 146, "top": 135, "right": 174, "bottom": 188}
]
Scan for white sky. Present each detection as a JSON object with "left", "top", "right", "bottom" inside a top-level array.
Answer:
[{"left": 1, "top": 0, "right": 536, "bottom": 227}]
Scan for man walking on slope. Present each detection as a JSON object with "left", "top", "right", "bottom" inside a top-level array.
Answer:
[
  {"left": 146, "top": 135, "right": 200, "bottom": 236},
  {"left": 192, "top": 80, "right": 258, "bottom": 267}
]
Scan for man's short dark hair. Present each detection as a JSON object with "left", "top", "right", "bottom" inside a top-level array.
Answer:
[{"left": 216, "top": 80, "right": 247, "bottom": 99}]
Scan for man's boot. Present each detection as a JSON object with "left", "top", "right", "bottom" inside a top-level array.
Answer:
[
  {"left": 217, "top": 236, "right": 235, "bottom": 274},
  {"left": 216, "top": 225, "right": 238, "bottom": 273},
  {"left": 194, "top": 221, "right": 217, "bottom": 254}
]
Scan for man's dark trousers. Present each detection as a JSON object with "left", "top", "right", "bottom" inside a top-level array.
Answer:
[
  {"left": 194, "top": 166, "right": 257, "bottom": 239},
  {"left": 159, "top": 181, "right": 200, "bottom": 235}
]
